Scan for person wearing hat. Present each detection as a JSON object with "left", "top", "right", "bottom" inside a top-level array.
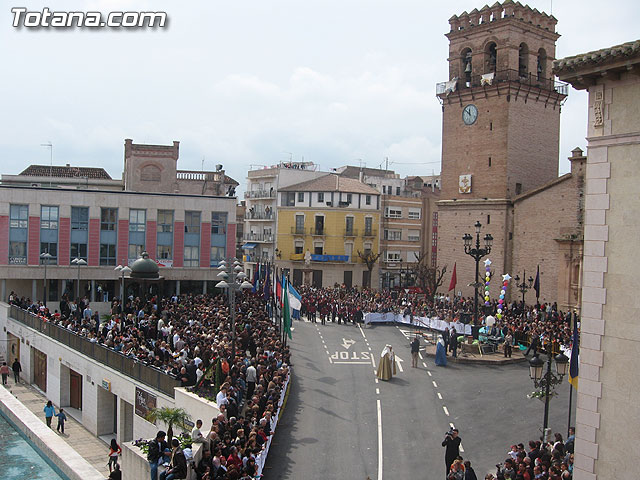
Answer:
[{"left": 147, "top": 430, "right": 169, "bottom": 480}]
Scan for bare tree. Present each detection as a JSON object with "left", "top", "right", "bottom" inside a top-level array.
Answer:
[
  {"left": 357, "top": 250, "right": 382, "bottom": 288},
  {"left": 411, "top": 252, "right": 447, "bottom": 298}
]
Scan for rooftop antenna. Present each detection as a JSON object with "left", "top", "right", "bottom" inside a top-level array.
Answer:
[
  {"left": 201, "top": 156, "right": 205, "bottom": 171},
  {"left": 41, "top": 141, "right": 53, "bottom": 187}
]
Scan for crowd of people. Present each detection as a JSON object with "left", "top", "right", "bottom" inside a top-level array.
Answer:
[{"left": 9, "top": 289, "right": 290, "bottom": 480}]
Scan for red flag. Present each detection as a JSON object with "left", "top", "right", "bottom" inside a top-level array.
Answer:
[
  {"left": 448, "top": 262, "right": 457, "bottom": 292},
  {"left": 276, "top": 277, "right": 282, "bottom": 305}
]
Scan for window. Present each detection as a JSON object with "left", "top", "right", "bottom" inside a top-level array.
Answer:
[
  {"left": 158, "top": 210, "right": 174, "bottom": 233},
  {"left": 488, "top": 157, "right": 492, "bottom": 167},
  {"left": 519, "top": 43, "right": 528, "bottom": 77},
  {"left": 408, "top": 230, "right": 420, "bottom": 241},
  {"left": 382, "top": 186, "right": 386, "bottom": 194},
  {"left": 10, "top": 204, "right": 28, "bottom": 228},
  {"left": 294, "top": 241, "right": 304, "bottom": 254},
  {"left": 487, "top": 214, "right": 491, "bottom": 225},
  {"left": 71, "top": 207, "right": 88, "bottom": 230},
  {"left": 282, "top": 192, "right": 296, "bottom": 206},
  {"left": 9, "top": 242, "right": 27, "bottom": 264},
  {"left": 70, "top": 243, "right": 87, "bottom": 261},
  {"left": 385, "top": 251, "right": 401, "bottom": 262},
  {"left": 211, "top": 212, "right": 227, "bottom": 234},
  {"left": 297, "top": 192, "right": 304, "bottom": 202},
  {"left": 365, "top": 195, "right": 371, "bottom": 205},
  {"left": 346, "top": 193, "right": 352, "bottom": 204},
  {"left": 185, "top": 211, "right": 201, "bottom": 234},
  {"left": 384, "top": 229, "right": 401, "bottom": 241},
  {"left": 101, "top": 208, "right": 117, "bottom": 231},
  {"left": 317, "top": 192, "right": 324, "bottom": 203},
  {"left": 364, "top": 217, "right": 373, "bottom": 235},
  {"left": 184, "top": 246, "right": 200, "bottom": 267},
  {"left": 345, "top": 217, "right": 354, "bottom": 235},
  {"left": 537, "top": 48, "right": 547, "bottom": 80},
  {"left": 314, "top": 245, "right": 323, "bottom": 255},
  {"left": 515, "top": 183, "right": 522, "bottom": 195},
  {"left": 158, "top": 245, "right": 172, "bottom": 260},
  {"left": 129, "top": 209, "right": 146, "bottom": 232},
  {"left": 485, "top": 42, "right": 497, "bottom": 73},
  {"left": 295, "top": 215, "right": 305, "bottom": 234},
  {"left": 100, "top": 244, "right": 116, "bottom": 265},
  {"left": 385, "top": 207, "right": 402, "bottom": 219},
  {"left": 129, "top": 243, "right": 145, "bottom": 260},
  {"left": 408, "top": 208, "right": 421, "bottom": 220},
  {"left": 396, "top": 187, "right": 400, "bottom": 195},
  {"left": 210, "top": 246, "right": 225, "bottom": 264},
  {"left": 41, "top": 206, "right": 59, "bottom": 230},
  {"left": 363, "top": 242, "right": 372, "bottom": 256}
]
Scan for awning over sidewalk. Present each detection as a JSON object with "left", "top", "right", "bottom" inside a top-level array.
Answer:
[{"left": 242, "top": 243, "right": 257, "bottom": 249}]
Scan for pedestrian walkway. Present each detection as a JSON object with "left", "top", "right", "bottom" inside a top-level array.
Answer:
[{"left": 3, "top": 380, "right": 111, "bottom": 477}]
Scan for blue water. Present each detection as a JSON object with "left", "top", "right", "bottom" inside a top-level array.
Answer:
[{"left": 0, "top": 412, "right": 68, "bottom": 480}]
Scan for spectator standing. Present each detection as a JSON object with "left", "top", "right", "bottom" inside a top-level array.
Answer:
[
  {"left": 504, "top": 330, "right": 513, "bottom": 358},
  {"left": 411, "top": 336, "right": 420, "bottom": 368},
  {"left": 246, "top": 362, "right": 257, "bottom": 399},
  {"left": 442, "top": 428, "right": 461, "bottom": 477}
]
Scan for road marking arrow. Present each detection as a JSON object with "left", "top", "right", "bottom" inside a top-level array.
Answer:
[
  {"left": 341, "top": 338, "right": 356, "bottom": 349},
  {"left": 395, "top": 355, "right": 404, "bottom": 373}
]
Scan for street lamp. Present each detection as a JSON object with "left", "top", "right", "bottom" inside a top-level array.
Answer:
[
  {"left": 462, "top": 221, "right": 493, "bottom": 329},
  {"left": 529, "top": 348, "right": 569, "bottom": 442},
  {"left": 216, "top": 259, "right": 253, "bottom": 362},
  {"left": 40, "top": 252, "right": 53, "bottom": 306},
  {"left": 114, "top": 265, "right": 132, "bottom": 301},
  {"left": 513, "top": 271, "right": 534, "bottom": 315},
  {"left": 71, "top": 257, "right": 87, "bottom": 300}
]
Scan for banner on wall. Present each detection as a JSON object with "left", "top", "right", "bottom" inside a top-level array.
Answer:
[{"left": 135, "top": 387, "right": 157, "bottom": 419}]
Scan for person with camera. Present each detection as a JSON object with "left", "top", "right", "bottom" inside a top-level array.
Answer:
[{"left": 442, "top": 428, "right": 461, "bottom": 477}]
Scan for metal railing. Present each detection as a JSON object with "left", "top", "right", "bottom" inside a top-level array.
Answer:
[
  {"left": 344, "top": 228, "right": 357, "bottom": 237},
  {"left": 244, "top": 190, "right": 276, "bottom": 199},
  {"left": 243, "top": 233, "right": 274, "bottom": 242},
  {"left": 8, "top": 306, "right": 179, "bottom": 397},
  {"left": 245, "top": 211, "right": 274, "bottom": 220},
  {"left": 310, "top": 227, "right": 325, "bottom": 236},
  {"left": 436, "top": 69, "right": 569, "bottom": 96},
  {"left": 363, "top": 229, "right": 377, "bottom": 237},
  {"left": 290, "top": 226, "right": 306, "bottom": 235}
]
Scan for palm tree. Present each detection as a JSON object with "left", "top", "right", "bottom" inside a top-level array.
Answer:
[{"left": 146, "top": 407, "right": 192, "bottom": 445}]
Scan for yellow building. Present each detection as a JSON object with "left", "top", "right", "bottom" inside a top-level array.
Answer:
[{"left": 276, "top": 174, "right": 380, "bottom": 288}]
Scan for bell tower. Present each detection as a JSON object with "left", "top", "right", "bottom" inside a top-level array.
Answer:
[{"left": 435, "top": 0, "right": 568, "bottom": 295}]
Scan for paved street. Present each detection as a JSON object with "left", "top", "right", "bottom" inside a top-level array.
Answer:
[{"left": 265, "top": 319, "right": 576, "bottom": 480}]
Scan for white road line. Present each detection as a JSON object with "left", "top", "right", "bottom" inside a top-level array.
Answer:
[
  {"left": 438, "top": 393, "right": 443, "bottom": 400},
  {"left": 443, "top": 406, "right": 449, "bottom": 416},
  {"left": 377, "top": 398, "right": 383, "bottom": 480},
  {"left": 368, "top": 346, "right": 372, "bottom": 351},
  {"left": 418, "top": 352, "right": 423, "bottom": 360},
  {"left": 375, "top": 378, "right": 379, "bottom": 384},
  {"left": 422, "top": 362, "right": 427, "bottom": 368},
  {"left": 449, "top": 423, "right": 455, "bottom": 428},
  {"left": 328, "top": 357, "right": 333, "bottom": 364},
  {"left": 332, "top": 361, "right": 372, "bottom": 365},
  {"left": 460, "top": 444, "right": 465, "bottom": 453},
  {"left": 376, "top": 388, "right": 380, "bottom": 395},
  {"left": 432, "top": 381, "right": 438, "bottom": 388},
  {"left": 427, "top": 371, "right": 432, "bottom": 377}
]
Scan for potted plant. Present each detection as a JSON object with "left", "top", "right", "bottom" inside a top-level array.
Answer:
[{"left": 145, "top": 407, "right": 192, "bottom": 445}]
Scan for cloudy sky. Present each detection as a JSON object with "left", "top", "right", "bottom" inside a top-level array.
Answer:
[{"left": 1, "top": 1, "right": 638, "bottom": 192}]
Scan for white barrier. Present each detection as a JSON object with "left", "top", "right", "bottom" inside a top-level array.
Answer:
[
  {"left": 255, "top": 373, "right": 290, "bottom": 477},
  {"left": 363, "top": 313, "right": 473, "bottom": 336}
]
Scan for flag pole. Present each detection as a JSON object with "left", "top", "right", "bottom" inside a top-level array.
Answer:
[{"left": 567, "top": 381, "right": 573, "bottom": 437}]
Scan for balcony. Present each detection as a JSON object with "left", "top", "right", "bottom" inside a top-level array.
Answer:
[
  {"left": 363, "top": 229, "right": 377, "bottom": 238},
  {"left": 436, "top": 69, "right": 569, "bottom": 98},
  {"left": 344, "top": 228, "right": 357, "bottom": 237},
  {"left": 289, "top": 253, "right": 349, "bottom": 263},
  {"left": 245, "top": 210, "right": 274, "bottom": 221},
  {"left": 243, "top": 233, "right": 274, "bottom": 243},
  {"left": 291, "top": 226, "right": 306, "bottom": 236},
  {"left": 244, "top": 190, "right": 276, "bottom": 199},
  {"left": 290, "top": 253, "right": 304, "bottom": 261},
  {"left": 310, "top": 227, "right": 325, "bottom": 236}
]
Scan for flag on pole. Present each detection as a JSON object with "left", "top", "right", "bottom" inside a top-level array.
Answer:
[
  {"left": 568, "top": 318, "right": 579, "bottom": 389},
  {"left": 283, "top": 278, "right": 292, "bottom": 339},
  {"left": 288, "top": 282, "right": 302, "bottom": 319},
  {"left": 263, "top": 265, "right": 271, "bottom": 301},
  {"left": 533, "top": 265, "right": 540, "bottom": 300},
  {"left": 448, "top": 262, "right": 457, "bottom": 292},
  {"left": 276, "top": 275, "right": 282, "bottom": 305}
]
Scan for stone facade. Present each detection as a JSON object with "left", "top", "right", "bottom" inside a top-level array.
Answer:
[{"left": 555, "top": 40, "right": 640, "bottom": 480}]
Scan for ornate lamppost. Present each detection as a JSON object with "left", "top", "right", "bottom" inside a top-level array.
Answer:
[
  {"left": 115, "top": 264, "right": 132, "bottom": 301},
  {"left": 529, "top": 348, "right": 569, "bottom": 442},
  {"left": 40, "top": 252, "right": 53, "bottom": 306},
  {"left": 513, "top": 272, "right": 534, "bottom": 315},
  {"left": 462, "top": 221, "right": 493, "bottom": 328},
  {"left": 72, "top": 257, "right": 87, "bottom": 300},
  {"left": 216, "top": 258, "right": 253, "bottom": 362}
]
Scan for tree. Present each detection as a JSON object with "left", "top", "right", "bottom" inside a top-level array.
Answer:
[
  {"left": 411, "top": 252, "right": 447, "bottom": 298},
  {"left": 146, "top": 407, "right": 192, "bottom": 445},
  {"left": 357, "top": 250, "right": 382, "bottom": 288}
]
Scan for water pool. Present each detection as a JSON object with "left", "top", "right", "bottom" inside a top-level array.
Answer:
[{"left": 0, "top": 412, "right": 69, "bottom": 480}]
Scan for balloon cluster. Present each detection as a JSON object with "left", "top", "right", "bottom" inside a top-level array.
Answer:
[
  {"left": 483, "top": 259, "right": 492, "bottom": 306},
  {"left": 496, "top": 273, "right": 512, "bottom": 320}
]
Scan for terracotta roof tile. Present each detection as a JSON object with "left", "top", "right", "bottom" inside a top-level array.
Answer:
[
  {"left": 554, "top": 40, "right": 640, "bottom": 73},
  {"left": 279, "top": 174, "right": 379, "bottom": 194},
  {"left": 20, "top": 165, "right": 112, "bottom": 179}
]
